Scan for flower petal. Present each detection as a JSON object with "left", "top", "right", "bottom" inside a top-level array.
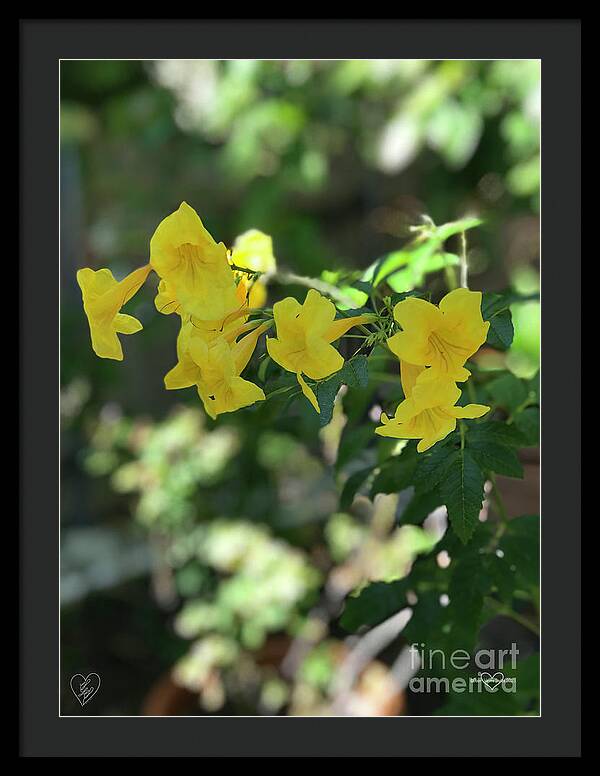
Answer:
[
  {"left": 298, "top": 289, "right": 337, "bottom": 337},
  {"left": 399, "top": 360, "right": 425, "bottom": 398},
  {"left": 248, "top": 281, "right": 267, "bottom": 309},
  {"left": 271, "top": 296, "right": 303, "bottom": 340},
  {"left": 164, "top": 355, "right": 200, "bottom": 390},
  {"left": 437, "top": 288, "right": 490, "bottom": 366},
  {"left": 410, "top": 375, "right": 461, "bottom": 413},
  {"left": 394, "top": 296, "right": 442, "bottom": 331},
  {"left": 233, "top": 321, "right": 272, "bottom": 374},
  {"left": 198, "top": 375, "right": 265, "bottom": 419},
  {"left": 154, "top": 279, "right": 181, "bottom": 315},
  {"left": 448, "top": 403, "right": 490, "bottom": 419},
  {"left": 325, "top": 313, "right": 375, "bottom": 343},
  {"left": 297, "top": 373, "right": 320, "bottom": 413},
  {"left": 114, "top": 313, "right": 143, "bottom": 335},
  {"left": 230, "top": 229, "right": 276, "bottom": 274},
  {"left": 300, "top": 338, "right": 344, "bottom": 380}
]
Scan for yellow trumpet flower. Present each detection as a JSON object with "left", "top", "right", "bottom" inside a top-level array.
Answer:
[
  {"left": 375, "top": 361, "right": 489, "bottom": 452},
  {"left": 230, "top": 229, "right": 276, "bottom": 309},
  {"left": 387, "top": 289, "right": 490, "bottom": 382},
  {"left": 164, "top": 320, "right": 270, "bottom": 419},
  {"left": 150, "top": 202, "right": 240, "bottom": 322},
  {"left": 77, "top": 264, "right": 151, "bottom": 360},
  {"left": 266, "top": 288, "right": 373, "bottom": 413}
]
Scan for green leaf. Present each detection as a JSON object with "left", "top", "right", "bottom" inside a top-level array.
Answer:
[
  {"left": 433, "top": 217, "right": 483, "bottom": 241},
  {"left": 482, "top": 292, "right": 515, "bottom": 350},
  {"left": 315, "top": 355, "right": 369, "bottom": 427},
  {"left": 468, "top": 420, "right": 527, "bottom": 448},
  {"left": 471, "top": 442, "right": 523, "bottom": 479},
  {"left": 257, "top": 355, "right": 272, "bottom": 383},
  {"left": 439, "top": 449, "right": 486, "bottom": 544},
  {"left": 363, "top": 218, "right": 482, "bottom": 293},
  {"left": 339, "top": 467, "right": 373, "bottom": 511},
  {"left": 402, "top": 589, "right": 449, "bottom": 650},
  {"left": 413, "top": 434, "right": 458, "bottom": 493},
  {"left": 446, "top": 551, "right": 490, "bottom": 649},
  {"left": 399, "top": 487, "right": 445, "bottom": 525},
  {"left": 340, "top": 579, "right": 410, "bottom": 632},
  {"left": 499, "top": 514, "right": 539, "bottom": 589},
  {"left": 486, "top": 372, "right": 529, "bottom": 413},
  {"left": 336, "top": 425, "right": 375, "bottom": 472},
  {"left": 467, "top": 426, "right": 524, "bottom": 478},
  {"left": 370, "top": 446, "right": 418, "bottom": 497},
  {"left": 513, "top": 407, "right": 539, "bottom": 446},
  {"left": 484, "top": 553, "right": 516, "bottom": 605}
]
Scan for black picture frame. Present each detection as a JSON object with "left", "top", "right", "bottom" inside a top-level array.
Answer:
[{"left": 20, "top": 19, "right": 580, "bottom": 757}]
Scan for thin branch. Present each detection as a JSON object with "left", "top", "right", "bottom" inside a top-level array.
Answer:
[
  {"left": 330, "top": 608, "right": 413, "bottom": 714},
  {"left": 271, "top": 271, "right": 359, "bottom": 308},
  {"left": 459, "top": 231, "right": 468, "bottom": 289}
]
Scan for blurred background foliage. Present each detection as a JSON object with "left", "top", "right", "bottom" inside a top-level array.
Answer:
[{"left": 61, "top": 59, "right": 540, "bottom": 716}]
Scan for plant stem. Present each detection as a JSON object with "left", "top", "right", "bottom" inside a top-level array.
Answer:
[
  {"left": 484, "top": 597, "right": 540, "bottom": 636},
  {"left": 445, "top": 265, "right": 458, "bottom": 291},
  {"left": 271, "top": 270, "right": 358, "bottom": 307},
  {"left": 459, "top": 231, "right": 468, "bottom": 289}
]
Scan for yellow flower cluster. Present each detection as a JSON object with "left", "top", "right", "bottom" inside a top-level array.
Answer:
[
  {"left": 375, "top": 290, "right": 491, "bottom": 452},
  {"left": 77, "top": 203, "right": 369, "bottom": 420},
  {"left": 77, "top": 204, "right": 491, "bottom": 443},
  {"left": 78, "top": 203, "right": 276, "bottom": 419}
]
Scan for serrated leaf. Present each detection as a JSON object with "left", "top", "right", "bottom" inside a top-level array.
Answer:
[
  {"left": 315, "top": 355, "right": 369, "bottom": 427},
  {"left": 469, "top": 420, "right": 527, "bottom": 448},
  {"left": 482, "top": 292, "right": 515, "bottom": 350},
  {"left": 413, "top": 434, "right": 458, "bottom": 493},
  {"left": 468, "top": 439, "right": 524, "bottom": 479},
  {"left": 440, "top": 449, "right": 485, "bottom": 544}
]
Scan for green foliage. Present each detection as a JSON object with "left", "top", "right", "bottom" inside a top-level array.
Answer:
[
  {"left": 370, "top": 443, "right": 419, "bottom": 497},
  {"left": 315, "top": 355, "right": 369, "bottom": 426},
  {"left": 439, "top": 448, "right": 486, "bottom": 544},
  {"left": 482, "top": 291, "right": 515, "bottom": 350},
  {"left": 340, "top": 579, "right": 412, "bottom": 632}
]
